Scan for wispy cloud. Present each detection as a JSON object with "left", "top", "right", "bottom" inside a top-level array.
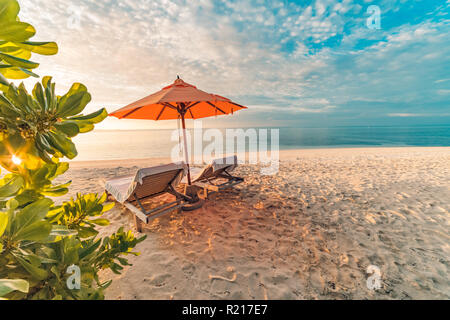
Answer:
[
  {"left": 388, "top": 113, "right": 426, "bottom": 117},
  {"left": 15, "top": 0, "right": 450, "bottom": 128}
]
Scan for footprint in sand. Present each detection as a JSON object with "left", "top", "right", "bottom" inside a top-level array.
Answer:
[
  {"left": 365, "top": 214, "right": 377, "bottom": 224},
  {"left": 145, "top": 273, "right": 172, "bottom": 287},
  {"left": 308, "top": 268, "right": 325, "bottom": 294},
  {"left": 182, "top": 263, "right": 196, "bottom": 277},
  {"left": 387, "top": 210, "right": 407, "bottom": 220},
  {"left": 339, "top": 254, "right": 349, "bottom": 266},
  {"left": 247, "top": 272, "right": 265, "bottom": 299},
  {"left": 434, "top": 206, "right": 447, "bottom": 213}
]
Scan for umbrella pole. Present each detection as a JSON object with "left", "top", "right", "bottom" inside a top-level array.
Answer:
[{"left": 180, "top": 113, "right": 192, "bottom": 185}]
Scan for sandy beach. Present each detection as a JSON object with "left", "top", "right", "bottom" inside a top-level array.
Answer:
[{"left": 57, "top": 147, "right": 450, "bottom": 300}]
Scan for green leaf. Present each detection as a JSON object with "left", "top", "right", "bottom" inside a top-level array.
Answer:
[
  {"left": 6, "top": 198, "right": 18, "bottom": 210},
  {"left": 0, "top": 175, "right": 23, "bottom": 198},
  {"left": 117, "top": 257, "right": 131, "bottom": 266},
  {"left": 44, "top": 132, "right": 78, "bottom": 159},
  {"left": 0, "top": 0, "right": 20, "bottom": 22},
  {"left": 73, "top": 120, "right": 94, "bottom": 133},
  {"left": 101, "top": 202, "right": 115, "bottom": 213},
  {"left": 0, "top": 73, "right": 8, "bottom": 85},
  {"left": 57, "top": 91, "right": 91, "bottom": 118},
  {"left": 56, "top": 82, "right": 86, "bottom": 110},
  {"left": 77, "top": 226, "right": 98, "bottom": 238},
  {"left": 0, "top": 52, "right": 39, "bottom": 69},
  {"left": 99, "top": 192, "right": 107, "bottom": 203},
  {"left": 13, "top": 220, "right": 52, "bottom": 241},
  {"left": 16, "top": 41, "right": 58, "bottom": 55},
  {"left": 14, "top": 198, "right": 53, "bottom": 230},
  {"left": 0, "top": 279, "right": 29, "bottom": 297},
  {"left": 31, "top": 166, "right": 50, "bottom": 188},
  {"left": 14, "top": 255, "right": 48, "bottom": 280},
  {"left": 42, "top": 75, "right": 52, "bottom": 89},
  {"left": 0, "top": 42, "right": 29, "bottom": 57},
  {"left": 32, "top": 82, "right": 47, "bottom": 109},
  {"left": 0, "top": 66, "right": 38, "bottom": 79},
  {"left": 89, "top": 218, "right": 110, "bottom": 226},
  {"left": 79, "top": 239, "right": 101, "bottom": 260},
  {"left": 41, "top": 186, "right": 69, "bottom": 197},
  {"left": 62, "top": 238, "right": 80, "bottom": 265},
  {"left": 13, "top": 190, "right": 39, "bottom": 208},
  {"left": 35, "top": 133, "right": 56, "bottom": 156},
  {"left": 0, "top": 21, "right": 35, "bottom": 42},
  {"left": 53, "top": 121, "right": 80, "bottom": 138},
  {"left": 69, "top": 108, "right": 108, "bottom": 124},
  {"left": 0, "top": 211, "right": 8, "bottom": 237},
  {"left": 17, "top": 67, "right": 39, "bottom": 77},
  {"left": 50, "top": 225, "right": 77, "bottom": 237},
  {"left": 54, "top": 162, "right": 69, "bottom": 177}
]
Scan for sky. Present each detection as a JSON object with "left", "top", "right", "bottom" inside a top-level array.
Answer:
[{"left": 18, "top": 0, "right": 450, "bottom": 129}]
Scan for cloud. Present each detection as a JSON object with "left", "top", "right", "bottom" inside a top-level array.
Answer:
[
  {"left": 434, "top": 79, "right": 450, "bottom": 83},
  {"left": 388, "top": 113, "right": 425, "bottom": 117},
  {"left": 249, "top": 100, "right": 336, "bottom": 113},
  {"left": 15, "top": 0, "right": 450, "bottom": 128}
]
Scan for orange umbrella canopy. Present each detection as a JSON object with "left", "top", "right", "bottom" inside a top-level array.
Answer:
[
  {"left": 109, "top": 77, "right": 247, "bottom": 186},
  {"left": 109, "top": 77, "right": 247, "bottom": 120}
]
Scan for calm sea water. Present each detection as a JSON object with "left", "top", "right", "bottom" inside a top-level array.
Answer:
[{"left": 72, "top": 126, "right": 450, "bottom": 161}]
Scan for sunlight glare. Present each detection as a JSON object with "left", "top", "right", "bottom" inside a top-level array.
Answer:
[{"left": 12, "top": 155, "right": 22, "bottom": 165}]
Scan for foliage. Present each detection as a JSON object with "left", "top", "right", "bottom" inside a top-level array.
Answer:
[
  {"left": 0, "top": 192, "right": 145, "bottom": 299},
  {"left": 50, "top": 193, "right": 115, "bottom": 238},
  {"left": 0, "top": 80, "right": 147, "bottom": 299},
  {"left": 0, "top": 278, "right": 28, "bottom": 299},
  {"left": 0, "top": 81, "right": 147, "bottom": 299},
  {"left": 0, "top": 0, "right": 146, "bottom": 300},
  {"left": 0, "top": 77, "right": 107, "bottom": 169},
  {"left": 0, "top": 0, "right": 58, "bottom": 87}
]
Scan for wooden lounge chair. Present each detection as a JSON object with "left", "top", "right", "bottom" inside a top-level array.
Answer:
[
  {"left": 105, "top": 163, "right": 191, "bottom": 231},
  {"left": 183, "top": 156, "right": 244, "bottom": 198}
]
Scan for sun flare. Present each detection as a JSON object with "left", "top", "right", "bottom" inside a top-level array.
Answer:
[{"left": 12, "top": 155, "right": 22, "bottom": 165}]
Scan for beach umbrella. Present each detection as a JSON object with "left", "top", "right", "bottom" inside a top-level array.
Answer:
[{"left": 109, "top": 77, "right": 247, "bottom": 185}]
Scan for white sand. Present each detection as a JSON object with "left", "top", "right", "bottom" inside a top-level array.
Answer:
[{"left": 57, "top": 147, "right": 450, "bottom": 300}]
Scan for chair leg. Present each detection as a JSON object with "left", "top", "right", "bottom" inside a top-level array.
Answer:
[
  {"left": 134, "top": 215, "right": 143, "bottom": 232},
  {"left": 177, "top": 199, "right": 182, "bottom": 213}
]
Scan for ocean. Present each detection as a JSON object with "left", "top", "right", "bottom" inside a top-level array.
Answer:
[{"left": 72, "top": 125, "right": 450, "bottom": 161}]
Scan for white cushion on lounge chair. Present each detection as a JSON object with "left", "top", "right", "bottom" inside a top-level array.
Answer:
[
  {"left": 105, "top": 162, "right": 186, "bottom": 204},
  {"left": 182, "top": 155, "right": 238, "bottom": 184},
  {"left": 211, "top": 155, "right": 238, "bottom": 172},
  {"left": 135, "top": 162, "right": 186, "bottom": 184},
  {"left": 105, "top": 174, "right": 136, "bottom": 204},
  {"left": 185, "top": 167, "right": 204, "bottom": 182}
]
